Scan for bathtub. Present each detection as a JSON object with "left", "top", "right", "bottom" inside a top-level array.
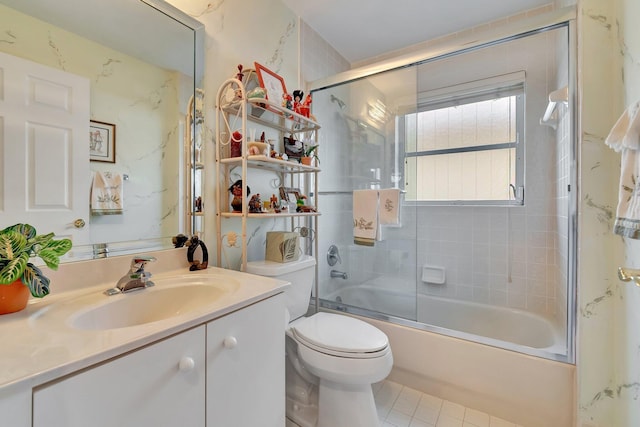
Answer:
[
  {"left": 324, "top": 284, "right": 564, "bottom": 353},
  {"left": 320, "top": 284, "right": 574, "bottom": 426}
]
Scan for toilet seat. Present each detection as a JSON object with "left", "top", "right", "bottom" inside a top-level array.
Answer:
[{"left": 291, "top": 312, "right": 389, "bottom": 359}]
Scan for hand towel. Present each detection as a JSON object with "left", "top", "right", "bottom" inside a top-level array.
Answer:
[
  {"left": 353, "top": 189, "right": 378, "bottom": 246},
  {"left": 91, "top": 171, "right": 123, "bottom": 215},
  {"left": 605, "top": 100, "right": 640, "bottom": 238},
  {"left": 379, "top": 188, "right": 401, "bottom": 225},
  {"left": 605, "top": 100, "right": 640, "bottom": 152}
]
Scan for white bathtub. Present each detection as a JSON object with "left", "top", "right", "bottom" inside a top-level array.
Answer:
[
  {"left": 321, "top": 284, "right": 574, "bottom": 426},
  {"left": 324, "top": 284, "right": 564, "bottom": 353}
]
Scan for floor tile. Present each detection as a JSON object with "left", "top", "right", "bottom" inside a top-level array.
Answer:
[
  {"left": 386, "top": 409, "right": 413, "bottom": 427},
  {"left": 464, "top": 408, "right": 490, "bottom": 427},
  {"left": 374, "top": 380, "right": 520, "bottom": 427},
  {"left": 441, "top": 400, "right": 466, "bottom": 420},
  {"left": 489, "top": 416, "right": 516, "bottom": 427}
]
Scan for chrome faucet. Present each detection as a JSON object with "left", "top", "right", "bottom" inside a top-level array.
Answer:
[
  {"left": 330, "top": 270, "right": 348, "bottom": 280},
  {"left": 104, "top": 256, "right": 157, "bottom": 295}
]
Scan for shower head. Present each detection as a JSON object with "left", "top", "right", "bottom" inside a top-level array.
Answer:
[{"left": 330, "top": 94, "right": 346, "bottom": 110}]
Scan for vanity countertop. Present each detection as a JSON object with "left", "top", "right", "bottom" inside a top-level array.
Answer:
[{"left": 0, "top": 265, "right": 289, "bottom": 393}]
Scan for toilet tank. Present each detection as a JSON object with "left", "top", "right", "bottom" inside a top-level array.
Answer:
[{"left": 246, "top": 255, "right": 316, "bottom": 321}]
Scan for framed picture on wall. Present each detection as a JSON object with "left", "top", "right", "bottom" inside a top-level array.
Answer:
[
  {"left": 89, "top": 120, "right": 116, "bottom": 163},
  {"left": 254, "top": 62, "right": 287, "bottom": 111}
]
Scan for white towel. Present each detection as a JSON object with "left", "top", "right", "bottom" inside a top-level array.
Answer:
[
  {"left": 605, "top": 100, "right": 640, "bottom": 238},
  {"left": 379, "top": 188, "right": 401, "bottom": 225},
  {"left": 91, "top": 171, "right": 123, "bottom": 215},
  {"left": 605, "top": 100, "right": 640, "bottom": 152},
  {"left": 353, "top": 189, "right": 378, "bottom": 246}
]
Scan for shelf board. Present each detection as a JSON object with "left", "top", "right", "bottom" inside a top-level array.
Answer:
[
  {"left": 220, "top": 211, "right": 321, "bottom": 218},
  {"left": 219, "top": 155, "right": 320, "bottom": 173},
  {"left": 221, "top": 98, "right": 320, "bottom": 134}
]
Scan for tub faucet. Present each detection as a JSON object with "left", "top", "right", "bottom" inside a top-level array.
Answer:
[
  {"left": 330, "top": 270, "right": 348, "bottom": 280},
  {"left": 104, "top": 256, "right": 156, "bottom": 295}
]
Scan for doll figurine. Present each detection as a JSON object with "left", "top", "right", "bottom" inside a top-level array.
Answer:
[{"left": 228, "top": 179, "right": 250, "bottom": 212}]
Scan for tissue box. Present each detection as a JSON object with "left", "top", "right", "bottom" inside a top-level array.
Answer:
[{"left": 265, "top": 231, "right": 300, "bottom": 263}]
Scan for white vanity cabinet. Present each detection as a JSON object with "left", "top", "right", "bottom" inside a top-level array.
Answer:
[
  {"left": 30, "top": 293, "right": 285, "bottom": 427},
  {"left": 206, "top": 293, "right": 285, "bottom": 426},
  {"left": 33, "top": 325, "right": 207, "bottom": 427}
]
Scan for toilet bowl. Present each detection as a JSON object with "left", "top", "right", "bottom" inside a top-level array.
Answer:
[
  {"left": 288, "top": 312, "right": 393, "bottom": 427},
  {"left": 246, "top": 256, "right": 393, "bottom": 427}
]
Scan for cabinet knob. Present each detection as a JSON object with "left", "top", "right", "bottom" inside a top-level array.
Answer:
[
  {"left": 223, "top": 336, "right": 238, "bottom": 349},
  {"left": 179, "top": 356, "right": 195, "bottom": 372}
]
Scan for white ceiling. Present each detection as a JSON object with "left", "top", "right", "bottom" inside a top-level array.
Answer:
[{"left": 281, "top": 0, "right": 552, "bottom": 64}]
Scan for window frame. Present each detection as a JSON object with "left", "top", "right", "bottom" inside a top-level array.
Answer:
[{"left": 402, "top": 73, "right": 526, "bottom": 206}]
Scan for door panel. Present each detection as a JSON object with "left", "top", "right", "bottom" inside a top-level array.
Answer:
[{"left": 0, "top": 51, "right": 90, "bottom": 243}]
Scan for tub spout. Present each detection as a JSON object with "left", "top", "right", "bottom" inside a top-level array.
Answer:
[{"left": 330, "top": 270, "right": 348, "bottom": 280}]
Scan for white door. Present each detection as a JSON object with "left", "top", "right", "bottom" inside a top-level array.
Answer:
[{"left": 0, "top": 51, "right": 90, "bottom": 243}]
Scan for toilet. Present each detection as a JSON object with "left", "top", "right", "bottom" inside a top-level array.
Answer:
[{"left": 246, "top": 255, "right": 393, "bottom": 427}]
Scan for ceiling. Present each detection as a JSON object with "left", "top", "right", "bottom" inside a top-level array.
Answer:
[{"left": 281, "top": 0, "right": 552, "bottom": 64}]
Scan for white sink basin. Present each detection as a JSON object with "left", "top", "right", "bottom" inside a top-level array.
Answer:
[{"left": 30, "top": 274, "right": 240, "bottom": 331}]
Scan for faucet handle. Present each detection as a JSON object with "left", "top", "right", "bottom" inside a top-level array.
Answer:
[
  {"left": 131, "top": 256, "right": 157, "bottom": 270},
  {"left": 327, "top": 245, "right": 341, "bottom": 266}
]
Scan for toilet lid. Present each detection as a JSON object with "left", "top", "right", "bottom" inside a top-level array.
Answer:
[{"left": 291, "top": 312, "right": 388, "bottom": 356}]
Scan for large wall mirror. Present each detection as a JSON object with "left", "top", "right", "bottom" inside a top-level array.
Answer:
[{"left": 0, "top": 0, "right": 204, "bottom": 261}]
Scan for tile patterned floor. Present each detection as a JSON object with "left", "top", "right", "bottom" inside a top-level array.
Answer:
[{"left": 373, "top": 380, "right": 525, "bottom": 427}]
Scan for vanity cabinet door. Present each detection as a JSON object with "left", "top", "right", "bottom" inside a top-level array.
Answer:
[
  {"left": 33, "top": 326, "right": 206, "bottom": 427},
  {"left": 206, "top": 294, "right": 285, "bottom": 427}
]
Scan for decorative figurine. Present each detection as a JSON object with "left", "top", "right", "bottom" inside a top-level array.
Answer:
[
  {"left": 231, "top": 130, "right": 243, "bottom": 158},
  {"left": 228, "top": 179, "right": 250, "bottom": 212},
  {"left": 300, "top": 94, "right": 312, "bottom": 118},
  {"left": 248, "top": 193, "right": 263, "bottom": 213},
  {"left": 293, "top": 90, "right": 304, "bottom": 115},
  {"left": 282, "top": 93, "right": 293, "bottom": 110},
  {"left": 270, "top": 194, "right": 280, "bottom": 213},
  {"left": 236, "top": 64, "right": 244, "bottom": 82}
]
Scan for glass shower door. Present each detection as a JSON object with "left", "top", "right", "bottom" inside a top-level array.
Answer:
[{"left": 312, "top": 66, "right": 419, "bottom": 321}]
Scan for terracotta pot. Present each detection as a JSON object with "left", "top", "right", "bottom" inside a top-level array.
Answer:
[
  {"left": 0, "top": 279, "right": 30, "bottom": 315},
  {"left": 301, "top": 156, "right": 312, "bottom": 166}
]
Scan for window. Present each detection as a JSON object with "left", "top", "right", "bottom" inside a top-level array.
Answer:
[{"left": 403, "top": 73, "right": 525, "bottom": 205}]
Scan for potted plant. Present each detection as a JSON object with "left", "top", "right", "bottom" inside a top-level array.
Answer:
[
  {"left": 301, "top": 144, "right": 319, "bottom": 166},
  {"left": 0, "top": 223, "right": 72, "bottom": 314}
]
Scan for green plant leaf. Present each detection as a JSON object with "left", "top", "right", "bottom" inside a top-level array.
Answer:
[
  {"left": 0, "top": 231, "right": 28, "bottom": 260},
  {"left": 38, "top": 248, "right": 61, "bottom": 270},
  {"left": 22, "top": 263, "right": 50, "bottom": 298},
  {"left": 3, "top": 223, "right": 37, "bottom": 240},
  {"left": 43, "top": 238, "right": 72, "bottom": 257},
  {"left": 0, "top": 252, "right": 29, "bottom": 284},
  {"left": 27, "top": 233, "right": 55, "bottom": 255}
]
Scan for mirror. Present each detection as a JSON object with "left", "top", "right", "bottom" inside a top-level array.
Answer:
[{"left": 0, "top": 0, "right": 204, "bottom": 261}]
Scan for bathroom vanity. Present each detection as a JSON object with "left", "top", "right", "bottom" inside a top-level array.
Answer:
[{"left": 0, "top": 251, "right": 288, "bottom": 427}]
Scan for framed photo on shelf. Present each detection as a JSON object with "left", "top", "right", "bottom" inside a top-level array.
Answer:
[
  {"left": 279, "top": 187, "right": 301, "bottom": 202},
  {"left": 254, "top": 62, "right": 287, "bottom": 111},
  {"left": 89, "top": 120, "right": 116, "bottom": 163}
]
